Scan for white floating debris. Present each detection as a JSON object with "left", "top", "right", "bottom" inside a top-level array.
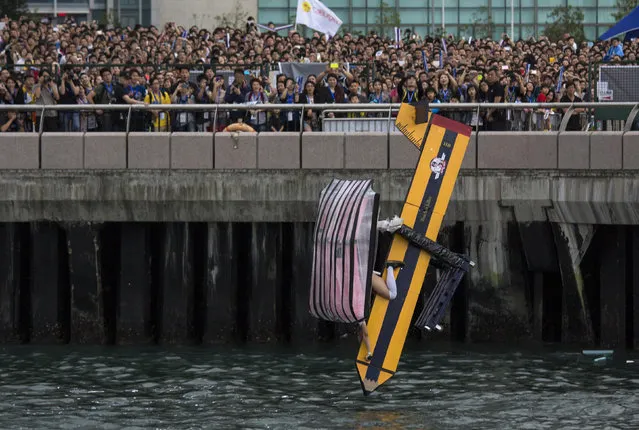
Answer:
[
  {"left": 627, "top": 360, "right": 635, "bottom": 364},
  {"left": 435, "top": 325, "right": 442, "bottom": 331},
  {"left": 424, "top": 326, "right": 431, "bottom": 331},
  {"left": 582, "top": 350, "right": 614, "bottom": 356}
]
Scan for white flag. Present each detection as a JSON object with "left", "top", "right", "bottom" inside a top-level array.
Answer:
[{"left": 295, "top": 0, "right": 343, "bottom": 38}]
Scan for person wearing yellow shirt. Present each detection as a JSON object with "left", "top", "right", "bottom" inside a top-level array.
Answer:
[
  {"left": 144, "top": 77, "right": 171, "bottom": 132},
  {"left": 346, "top": 93, "right": 365, "bottom": 118}
]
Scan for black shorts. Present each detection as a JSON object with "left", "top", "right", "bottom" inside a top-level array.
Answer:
[{"left": 373, "top": 231, "right": 393, "bottom": 274}]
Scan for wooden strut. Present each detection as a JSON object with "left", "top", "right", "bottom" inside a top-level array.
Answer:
[{"left": 394, "top": 224, "right": 475, "bottom": 331}]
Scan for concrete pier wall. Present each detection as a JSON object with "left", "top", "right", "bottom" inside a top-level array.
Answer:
[
  {"left": 0, "top": 131, "right": 638, "bottom": 347},
  {"left": 1, "top": 131, "right": 639, "bottom": 171},
  {"left": 0, "top": 221, "right": 637, "bottom": 349}
]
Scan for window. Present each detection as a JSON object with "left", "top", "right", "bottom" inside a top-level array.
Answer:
[
  {"left": 537, "top": 0, "right": 562, "bottom": 6},
  {"left": 258, "top": 0, "right": 289, "bottom": 7},
  {"left": 352, "top": 10, "right": 367, "bottom": 25},
  {"left": 399, "top": 9, "right": 428, "bottom": 25},
  {"left": 581, "top": 9, "right": 598, "bottom": 24},
  {"left": 521, "top": 25, "right": 535, "bottom": 39},
  {"left": 537, "top": 8, "right": 556, "bottom": 23},
  {"left": 598, "top": 8, "right": 619, "bottom": 24},
  {"left": 520, "top": 8, "right": 534, "bottom": 24},
  {"left": 259, "top": 10, "right": 290, "bottom": 24}
]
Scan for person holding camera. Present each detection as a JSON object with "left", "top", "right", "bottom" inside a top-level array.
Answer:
[
  {"left": 59, "top": 69, "right": 80, "bottom": 131},
  {"left": 224, "top": 69, "right": 250, "bottom": 124},
  {"left": 171, "top": 79, "right": 195, "bottom": 132},
  {"left": 194, "top": 74, "right": 214, "bottom": 132},
  {"left": 0, "top": 81, "right": 20, "bottom": 132},
  {"left": 34, "top": 69, "right": 60, "bottom": 132},
  {"left": 245, "top": 78, "right": 268, "bottom": 132}
]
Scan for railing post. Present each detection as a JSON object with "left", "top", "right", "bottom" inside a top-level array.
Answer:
[
  {"left": 299, "top": 104, "right": 305, "bottom": 133},
  {"left": 125, "top": 105, "right": 133, "bottom": 133},
  {"left": 558, "top": 103, "right": 575, "bottom": 132},
  {"left": 38, "top": 106, "right": 46, "bottom": 134},
  {"left": 623, "top": 103, "right": 639, "bottom": 132},
  {"left": 213, "top": 104, "right": 219, "bottom": 132},
  {"left": 38, "top": 105, "right": 46, "bottom": 169}
]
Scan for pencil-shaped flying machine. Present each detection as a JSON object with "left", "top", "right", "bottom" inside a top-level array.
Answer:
[{"left": 309, "top": 101, "right": 475, "bottom": 396}]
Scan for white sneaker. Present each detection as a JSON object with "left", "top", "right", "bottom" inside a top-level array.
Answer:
[
  {"left": 377, "top": 216, "right": 403, "bottom": 233},
  {"left": 388, "top": 215, "right": 403, "bottom": 232},
  {"left": 377, "top": 218, "right": 390, "bottom": 231}
]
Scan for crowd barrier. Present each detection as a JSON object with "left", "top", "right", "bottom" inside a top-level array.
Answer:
[
  {"left": 1, "top": 102, "right": 637, "bottom": 134},
  {"left": 1, "top": 130, "right": 638, "bottom": 171}
]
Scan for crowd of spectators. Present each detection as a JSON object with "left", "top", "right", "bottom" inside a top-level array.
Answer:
[{"left": 1, "top": 14, "right": 638, "bottom": 133}]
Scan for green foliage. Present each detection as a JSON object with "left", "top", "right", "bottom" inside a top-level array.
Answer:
[
  {"left": 458, "top": 6, "right": 494, "bottom": 39},
  {"left": 543, "top": 6, "right": 585, "bottom": 42},
  {"left": 0, "top": 0, "right": 29, "bottom": 20},
  {"left": 376, "top": 1, "right": 400, "bottom": 37},
  {"left": 612, "top": 0, "right": 639, "bottom": 21},
  {"left": 97, "top": 10, "right": 121, "bottom": 28},
  {"left": 215, "top": 4, "right": 249, "bottom": 29}
]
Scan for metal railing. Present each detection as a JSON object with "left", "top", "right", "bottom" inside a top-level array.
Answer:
[{"left": 1, "top": 102, "right": 638, "bottom": 134}]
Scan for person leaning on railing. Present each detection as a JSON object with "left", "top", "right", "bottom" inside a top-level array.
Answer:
[
  {"left": 194, "top": 74, "right": 213, "bottom": 132},
  {"left": 58, "top": 69, "right": 81, "bottom": 132},
  {"left": 224, "top": 69, "right": 251, "bottom": 125},
  {"left": 484, "top": 67, "right": 507, "bottom": 131},
  {"left": 302, "top": 80, "right": 319, "bottom": 132},
  {"left": 560, "top": 80, "right": 584, "bottom": 131},
  {"left": 170, "top": 80, "right": 196, "bottom": 132},
  {"left": 144, "top": 77, "right": 171, "bottom": 132},
  {"left": 34, "top": 68, "right": 60, "bottom": 132},
  {"left": 279, "top": 77, "right": 300, "bottom": 132},
  {"left": 245, "top": 77, "right": 269, "bottom": 132},
  {"left": 87, "top": 68, "right": 124, "bottom": 132},
  {"left": 316, "top": 73, "right": 345, "bottom": 119},
  {"left": 0, "top": 82, "right": 20, "bottom": 132}
]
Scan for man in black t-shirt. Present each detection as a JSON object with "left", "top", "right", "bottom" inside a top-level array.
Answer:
[
  {"left": 485, "top": 67, "right": 506, "bottom": 131},
  {"left": 58, "top": 70, "right": 80, "bottom": 131},
  {"left": 88, "top": 68, "right": 126, "bottom": 131},
  {"left": 559, "top": 81, "right": 584, "bottom": 131}
]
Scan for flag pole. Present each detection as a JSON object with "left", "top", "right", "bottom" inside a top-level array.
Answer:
[{"left": 510, "top": 0, "right": 514, "bottom": 39}]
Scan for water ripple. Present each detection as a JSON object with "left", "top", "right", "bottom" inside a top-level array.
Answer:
[{"left": 0, "top": 346, "right": 636, "bottom": 429}]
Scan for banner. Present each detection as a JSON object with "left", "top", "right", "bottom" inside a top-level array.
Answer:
[
  {"left": 278, "top": 62, "right": 328, "bottom": 82},
  {"left": 295, "top": 0, "right": 343, "bottom": 38}
]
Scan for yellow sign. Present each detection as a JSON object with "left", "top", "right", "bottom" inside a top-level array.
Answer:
[
  {"left": 302, "top": 1, "right": 312, "bottom": 12},
  {"left": 394, "top": 102, "right": 430, "bottom": 149}
]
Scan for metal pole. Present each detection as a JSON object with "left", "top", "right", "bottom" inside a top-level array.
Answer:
[
  {"left": 510, "top": 0, "right": 514, "bottom": 39},
  {"left": 138, "top": 0, "right": 142, "bottom": 25},
  {"left": 53, "top": 0, "right": 58, "bottom": 18},
  {"left": 441, "top": 0, "right": 445, "bottom": 34}
]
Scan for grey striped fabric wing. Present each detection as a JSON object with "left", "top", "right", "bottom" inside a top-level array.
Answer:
[{"left": 309, "top": 179, "right": 379, "bottom": 323}]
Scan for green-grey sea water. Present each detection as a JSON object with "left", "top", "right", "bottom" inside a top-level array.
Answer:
[{"left": 0, "top": 344, "right": 636, "bottom": 429}]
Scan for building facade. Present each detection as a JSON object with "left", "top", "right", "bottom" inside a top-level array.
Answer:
[
  {"left": 26, "top": 0, "right": 258, "bottom": 30},
  {"left": 26, "top": 0, "right": 620, "bottom": 41},
  {"left": 258, "top": 0, "right": 620, "bottom": 41}
]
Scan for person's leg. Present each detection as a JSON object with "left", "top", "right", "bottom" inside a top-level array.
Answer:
[
  {"left": 359, "top": 321, "right": 372, "bottom": 360},
  {"left": 371, "top": 273, "right": 391, "bottom": 300}
]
